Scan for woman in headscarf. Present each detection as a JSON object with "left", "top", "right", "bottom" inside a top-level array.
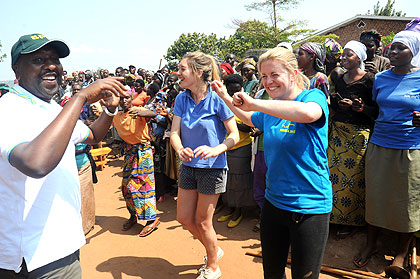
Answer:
[
  {"left": 323, "top": 38, "right": 345, "bottom": 99},
  {"left": 360, "top": 29, "right": 391, "bottom": 74},
  {"left": 323, "top": 38, "right": 343, "bottom": 76},
  {"left": 354, "top": 31, "right": 420, "bottom": 278},
  {"left": 219, "top": 62, "right": 234, "bottom": 79},
  {"left": 297, "top": 42, "right": 330, "bottom": 99},
  {"left": 237, "top": 58, "right": 259, "bottom": 97},
  {"left": 328, "top": 41, "right": 378, "bottom": 238}
]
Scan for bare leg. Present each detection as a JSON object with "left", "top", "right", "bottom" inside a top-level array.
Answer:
[
  {"left": 231, "top": 207, "right": 242, "bottom": 221},
  {"left": 196, "top": 193, "right": 220, "bottom": 271},
  {"left": 176, "top": 188, "right": 203, "bottom": 244},
  {"left": 391, "top": 233, "right": 412, "bottom": 267},
  {"left": 354, "top": 224, "right": 379, "bottom": 267}
]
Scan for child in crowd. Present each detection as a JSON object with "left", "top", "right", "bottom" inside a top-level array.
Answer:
[
  {"left": 113, "top": 94, "right": 160, "bottom": 237},
  {"left": 217, "top": 74, "right": 255, "bottom": 228}
]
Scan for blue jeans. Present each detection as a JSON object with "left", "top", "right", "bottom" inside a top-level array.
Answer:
[{"left": 260, "top": 199, "right": 329, "bottom": 279}]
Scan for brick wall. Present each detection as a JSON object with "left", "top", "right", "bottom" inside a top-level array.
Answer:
[{"left": 327, "top": 19, "right": 410, "bottom": 46}]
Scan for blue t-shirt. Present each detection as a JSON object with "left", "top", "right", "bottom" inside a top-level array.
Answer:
[
  {"left": 173, "top": 88, "right": 234, "bottom": 168},
  {"left": 370, "top": 69, "right": 420, "bottom": 149},
  {"left": 251, "top": 89, "right": 332, "bottom": 214}
]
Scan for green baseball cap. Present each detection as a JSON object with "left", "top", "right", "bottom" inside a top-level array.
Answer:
[{"left": 11, "top": 33, "right": 70, "bottom": 66}]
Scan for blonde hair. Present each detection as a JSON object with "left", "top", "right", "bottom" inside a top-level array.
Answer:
[
  {"left": 182, "top": 51, "right": 221, "bottom": 82},
  {"left": 258, "top": 47, "right": 309, "bottom": 91}
]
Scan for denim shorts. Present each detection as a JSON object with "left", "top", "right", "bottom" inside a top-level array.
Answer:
[{"left": 178, "top": 164, "right": 227, "bottom": 195}]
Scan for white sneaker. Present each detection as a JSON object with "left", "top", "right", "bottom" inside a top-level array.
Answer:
[
  {"left": 199, "top": 247, "right": 224, "bottom": 273},
  {"left": 197, "top": 266, "right": 222, "bottom": 279}
]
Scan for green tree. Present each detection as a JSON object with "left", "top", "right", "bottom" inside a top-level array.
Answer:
[
  {"left": 164, "top": 32, "right": 223, "bottom": 70},
  {"left": 245, "top": 0, "right": 301, "bottom": 28},
  {"left": 231, "top": 19, "right": 313, "bottom": 51},
  {"left": 0, "top": 40, "right": 6, "bottom": 62},
  {"left": 367, "top": 0, "right": 406, "bottom": 16},
  {"left": 381, "top": 31, "right": 395, "bottom": 45},
  {"left": 165, "top": 19, "right": 314, "bottom": 69}
]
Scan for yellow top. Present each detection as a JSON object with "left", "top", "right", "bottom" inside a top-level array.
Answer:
[{"left": 232, "top": 115, "right": 252, "bottom": 150}]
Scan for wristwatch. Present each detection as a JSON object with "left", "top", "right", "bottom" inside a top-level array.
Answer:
[{"left": 104, "top": 106, "right": 118, "bottom": 116}]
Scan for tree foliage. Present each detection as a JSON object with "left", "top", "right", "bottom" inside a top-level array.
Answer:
[
  {"left": 165, "top": 33, "right": 223, "bottom": 70},
  {"left": 245, "top": 0, "right": 301, "bottom": 28},
  {"left": 381, "top": 32, "right": 396, "bottom": 45},
  {"left": 367, "top": 0, "right": 406, "bottom": 16},
  {"left": 165, "top": 0, "right": 313, "bottom": 69},
  {"left": 0, "top": 40, "right": 6, "bottom": 62},
  {"left": 232, "top": 19, "right": 312, "bottom": 47},
  {"left": 164, "top": 20, "right": 313, "bottom": 70}
]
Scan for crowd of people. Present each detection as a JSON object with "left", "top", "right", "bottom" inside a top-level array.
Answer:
[{"left": 0, "top": 16, "right": 419, "bottom": 279}]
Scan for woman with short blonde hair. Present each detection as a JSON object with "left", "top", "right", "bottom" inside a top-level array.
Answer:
[{"left": 212, "top": 46, "right": 332, "bottom": 279}]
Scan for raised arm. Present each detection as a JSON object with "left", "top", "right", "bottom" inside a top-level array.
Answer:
[
  {"left": 10, "top": 77, "right": 128, "bottom": 178},
  {"left": 211, "top": 80, "right": 323, "bottom": 124},
  {"left": 250, "top": 98, "right": 323, "bottom": 123},
  {"left": 210, "top": 81, "right": 254, "bottom": 127}
]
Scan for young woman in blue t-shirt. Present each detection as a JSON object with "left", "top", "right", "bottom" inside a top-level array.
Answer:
[
  {"left": 170, "top": 51, "right": 239, "bottom": 279},
  {"left": 212, "top": 47, "right": 331, "bottom": 279}
]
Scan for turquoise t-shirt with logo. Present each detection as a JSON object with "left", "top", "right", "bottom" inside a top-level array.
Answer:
[{"left": 251, "top": 89, "right": 332, "bottom": 214}]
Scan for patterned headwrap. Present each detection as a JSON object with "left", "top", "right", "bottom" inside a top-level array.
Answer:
[
  {"left": 153, "top": 72, "right": 165, "bottom": 89},
  {"left": 242, "top": 58, "right": 256, "bottom": 70},
  {"left": 235, "top": 57, "right": 257, "bottom": 72},
  {"left": 323, "top": 38, "right": 343, "bottom": 62},
  {"left": 360, "top": 29, "right": 382, "bottom": 47},
  {"left": 300, "top": 42, "right": 326, "bottom": 73},
  {"left": 220, "top": 62, "right": 234, "bottom": 75},
  {"left": 125, "top": 73, "right": 136, "bottom": 80},
  {"left": 392, "top": 30, "right": 420, "bottom": 60},
  {"left": 343, "top": 40, "right": 367, "bottom": 70}
]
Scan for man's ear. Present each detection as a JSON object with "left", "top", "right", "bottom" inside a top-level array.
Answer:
[{"left": 12, "top": 64, "right": 20, "bottom": 81}]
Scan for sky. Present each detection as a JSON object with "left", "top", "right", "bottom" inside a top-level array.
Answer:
[{"left": 1, "top": 0, "right": 419, "bottom": 81}]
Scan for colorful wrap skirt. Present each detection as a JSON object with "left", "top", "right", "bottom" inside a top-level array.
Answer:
[
  {"left": 122, "top": 142, "right": 157, "bottom": 221},
  {"left": 327, "top": 121, "right": 371, "bottom": 226}
]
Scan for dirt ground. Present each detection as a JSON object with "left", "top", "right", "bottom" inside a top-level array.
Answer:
[{"left": 80, "top": 156, "right": 419, "bottom": 279}]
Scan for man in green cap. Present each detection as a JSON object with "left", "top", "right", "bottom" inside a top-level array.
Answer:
[{"left": 0, "top": 33, "right": 128, "bottom": 278}]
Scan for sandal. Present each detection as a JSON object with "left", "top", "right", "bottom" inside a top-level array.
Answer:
[
  {"left": 122, "top": 217, "right": 137, "bottom": 231},
  {"left": 353, "top": 249, "right": 378, "bottom": 268},
  {"left": 139, "top": 218, "right": 160, "bottom": 237}
]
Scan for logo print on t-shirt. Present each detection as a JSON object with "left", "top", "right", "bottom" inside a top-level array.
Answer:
[{"left": 280, "top": 122, "right": 296, "bottom": 134}]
